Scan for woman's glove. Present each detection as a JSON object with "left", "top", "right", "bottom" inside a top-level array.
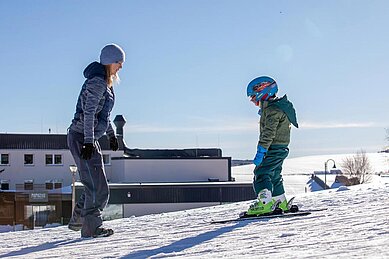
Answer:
[
  {"left": 110, "top": 136, "right": 119, "bottom": 151},
  {"left": 81, "top": 143, "right": 95, "bottom": 160}
]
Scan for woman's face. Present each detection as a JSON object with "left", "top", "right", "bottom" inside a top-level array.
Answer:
[{"left": 110, "top": 61, "right": 123, "bottom": 74}]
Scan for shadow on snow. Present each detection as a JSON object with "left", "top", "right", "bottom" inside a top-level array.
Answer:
[
  {"left": 121, "top": 221, "right": 250, "bottom": 258},
  {"left": 0, "top": 238, "right": 83, "bottom": 258}
]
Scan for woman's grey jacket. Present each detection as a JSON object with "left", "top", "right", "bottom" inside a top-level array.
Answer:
[{"left": 69, "top": 62, "right": 115, "bottom": 143}]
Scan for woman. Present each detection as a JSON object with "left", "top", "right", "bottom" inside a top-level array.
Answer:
[{"left": 67, "top": 43, "right": 125, "bottom": 238}]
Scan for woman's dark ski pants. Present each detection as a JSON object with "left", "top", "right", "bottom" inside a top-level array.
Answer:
[{"left": 67, "top": 130, "right": 109, "bottom": 237}]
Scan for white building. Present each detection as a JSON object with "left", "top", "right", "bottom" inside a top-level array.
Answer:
[
  {"left": 0, "top": 133, "right": 116, "bottom": 190},
  {"left": 0, "top": 115, "right": 254, "bottom": 228}
]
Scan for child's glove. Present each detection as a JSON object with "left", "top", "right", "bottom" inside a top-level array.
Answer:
[{"left": 253, "top": 145, "right": 267, "bottom": 166}]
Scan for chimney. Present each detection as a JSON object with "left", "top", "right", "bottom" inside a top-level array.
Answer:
[
  {"left": 113, "top": 115, "right": 127, "bottom": 150},
  {"left": 113, "top": 115, "right": 126, "bottom": 136}
]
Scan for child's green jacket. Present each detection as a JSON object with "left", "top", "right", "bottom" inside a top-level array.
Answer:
[{"left": 258, "top": 95, "right": 298, "bottom": 149}]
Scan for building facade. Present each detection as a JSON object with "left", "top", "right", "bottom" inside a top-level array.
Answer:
[
  {"left": 0, "top": 115, "right": 255, "bottom": 229},
  {"left": 0, "top": 133, "right": 115, "bottom": 190}
]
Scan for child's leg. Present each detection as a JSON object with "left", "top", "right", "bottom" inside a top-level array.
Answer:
[
  {"left": 252, "top": 162, "right": 273, "bottom": 196},
  {"left": 249, "top": 151, "right": 281, "bottom": 216},
  {"left": 252, "top": 149, "right": 281, "bottom": 195},
  {"left": 253, "top": 145, "right": 289, "bottom": 196},
  {"left": 270, "top": 146, "right": 289, "bottom": 196}
]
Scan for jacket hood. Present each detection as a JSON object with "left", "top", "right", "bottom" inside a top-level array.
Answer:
[
  {"left": 83, "top": 62, "right": 106, "bottom": 79},
  {"left": 269, "top": 95, "right": 299, "bottom": 128}
]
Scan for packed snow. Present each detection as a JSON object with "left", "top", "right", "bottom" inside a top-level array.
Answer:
[
  {"left": 233, "top": 152, "right": 389, "bottom": 195},
  {"left": 0, "top": 153, "right": 388, "bottom": 258}
]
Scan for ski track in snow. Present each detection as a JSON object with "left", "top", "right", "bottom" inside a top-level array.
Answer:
[{"left": 1, "top": 178, "right": 389, "bottom": 258}]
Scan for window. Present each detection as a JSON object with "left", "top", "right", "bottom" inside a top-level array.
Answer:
[
  {"left": 0, "top": 154, "right": 9, "bottom": 165},
  {"left": 54, "top": 155, "right": 62, "bottom": 165},
  {"left": 45, "top": 154, "right": 62, "bottom": 165},
  {"left": 0, "top": 180, "right": 10, "bottom": 190},
  {"left": 24, "top": 154, "right": 34, "bottom": 165},
  {"left": 103, "top": 154, "right": 111, "bottom": 165},
  {"left": 45, "top": 155, "right": 53, "bottom": 165},
  {"left": 24, "top": 180, "right": 34, "bottom": 190},
  {"left": 45, "top": 181, "right": 54, "bottom": 190}
]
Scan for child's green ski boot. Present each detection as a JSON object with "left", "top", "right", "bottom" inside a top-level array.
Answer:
[
  {"left": 273, "top": 193, "right": 288, "bottom": 211},
  {"left": 273, "top": 193, "right": 298, "bottom": 213},
  {"left": 246, "top": 189, "right": 276, "bottom": 216}
]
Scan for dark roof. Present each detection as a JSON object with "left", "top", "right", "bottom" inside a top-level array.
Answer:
[
  {"left": 0, "top": 133, "right": 222, "bottom": 157},
  {"left": 0, "top": 133, "right": 110, "bottom": 150},
  {"left": 76, "top": 182, "right": 255, "bottom": 204},
  {"left": 124, "top": 148, "right": 222, "bottom": 158}
]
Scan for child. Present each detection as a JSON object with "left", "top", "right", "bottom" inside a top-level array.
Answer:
[{"left": 246, "top": 76, "right": 298, "bottom": 216}]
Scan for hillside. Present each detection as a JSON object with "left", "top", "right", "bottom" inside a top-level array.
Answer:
[
  {"left": 0, "top": 153, "right": 388, "bottom": 258},
  {"left": 1, "top": 176, "right": 389, "bottom": 258}
]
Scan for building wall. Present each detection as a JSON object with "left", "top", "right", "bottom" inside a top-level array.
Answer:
[
  {"left": 0, "top": 149, "right": 117, "bottom": 189},
  {"left": 115, "top": 158, "right": 230, "bottom": 183},
  {"left": 110, "top": 158, "right": 125, "bottom": 183},
  {"left": 0, "top": 148, "right": 230, "bottom": 189}
]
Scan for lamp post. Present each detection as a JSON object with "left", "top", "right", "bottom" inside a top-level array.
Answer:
[
  {"left": 69, "top": 165, "right": 78, "bottom": 212},
  {"left": 324, "top": 159, "right": 336, "bottom": 189}
]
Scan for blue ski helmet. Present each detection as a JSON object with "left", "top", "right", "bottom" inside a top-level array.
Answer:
[{"left": 247, "top": 76, "right": 278, "bottom": 101}]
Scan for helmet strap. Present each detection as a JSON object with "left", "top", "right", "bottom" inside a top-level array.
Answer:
[{"left": 258, "top": 108, "right": 262, "bottom": 116}]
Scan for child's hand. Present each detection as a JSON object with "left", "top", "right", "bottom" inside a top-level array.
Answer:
[{"left": 253, "top": 146, "right": 267, "bottom": 166}]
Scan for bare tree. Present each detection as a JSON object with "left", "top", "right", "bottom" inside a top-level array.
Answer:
[{"left": 340, "top": 150, "right": 373, "bottom": 185}]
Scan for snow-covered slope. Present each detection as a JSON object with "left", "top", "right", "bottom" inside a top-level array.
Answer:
[
  {"left": 233, "top": 152, "right": 388, "bottom": 179},
  {"left": 1, "top": 177, "right": 389, "bottom": 258},
  {"left": 232, "top": 152, "right": 389, "bottom": 196},
  {"left": 1, "top": 153, "right": 388, "bottom": 258}
]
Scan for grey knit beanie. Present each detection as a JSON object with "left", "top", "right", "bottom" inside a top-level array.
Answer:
[{"left": 100, "top": 43, "right": 126, "bottom": 65}]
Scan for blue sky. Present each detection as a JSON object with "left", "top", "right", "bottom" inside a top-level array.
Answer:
[{"left": 0, "top": 0, "right": 388, "bottom": 159}]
